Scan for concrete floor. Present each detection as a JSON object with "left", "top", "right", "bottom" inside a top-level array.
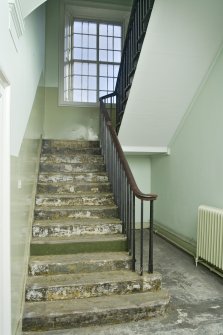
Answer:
[{"left": 25, "top": 231, "right": 223, "bottom": 335}]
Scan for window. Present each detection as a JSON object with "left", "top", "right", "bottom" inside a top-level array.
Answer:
[{"left": 63, "top": 18, "right": 122, "bottom": 104}]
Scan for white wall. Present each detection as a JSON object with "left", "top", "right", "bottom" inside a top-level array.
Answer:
[{"left": 0, "top": 0, "right": 45, "bottom": 156}]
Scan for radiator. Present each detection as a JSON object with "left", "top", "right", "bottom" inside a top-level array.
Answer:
[{"left": 196, "top": 205, "right": 223, "bottom": 271}]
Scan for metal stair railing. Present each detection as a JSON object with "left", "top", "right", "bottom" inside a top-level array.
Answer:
[
  {"left": 115, "top": 0, "right": 155, "bottom": 132},
  {"left": 100, "top": 93, "right": 157, "bottom": 275}
]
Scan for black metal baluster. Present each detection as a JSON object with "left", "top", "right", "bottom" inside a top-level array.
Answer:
[
  {"left": 148, "top": 200, "right": 154, "bottom": 273},
  {"left": 140, "top": 199, "right": 144, "bottom": 276}
]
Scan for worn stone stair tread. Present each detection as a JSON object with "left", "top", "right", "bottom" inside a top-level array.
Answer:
[
  {"left": 38, "top": 172, "right": 108, "bottom": 182},
  {"left": 33, "top": 217, "right": 121, "bottom": 225},
  {"left": 37, "top": 181, "right": 111, "bottom": 186},
  {"left": 40, "top": 153, "right": 104, "bottom": 163},
  {"left": 42, "top": 139, "right": 100, "bottom": 148},
  {"left": 35, "top": 205, "right": 118, "bottom": 210},
  {"left": 26, "top": 269, "right": 154, "bottom": 288},
  {"left": 28, "top": 251, "right": 131, "bottom": 275},
  {"left": 22, "top": 290, "right": 169, "bottom": 332},
  {"left": 35, "top": 193, "right": 114, "bottom": 205},
  {"left": 31, "top": 234, "right": 126, "bottom": 244}
]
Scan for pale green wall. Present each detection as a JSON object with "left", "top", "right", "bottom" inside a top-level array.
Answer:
[
  {"left": 126, "top": 155, "right": 151, "bottom": 225},
  {"left": 11, "top": 78, "right": 45, "bottom": 335},
  {"left": 44, "top": 87, "right": 99, "bottom": 140},
  {"left": 151, "top": 46, "right": 223, "bottom": 246},
  {"left": 44, "top": 0, "right": 100, "bottom": 139}
]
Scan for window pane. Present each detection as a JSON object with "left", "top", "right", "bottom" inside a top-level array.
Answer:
[
  {"left": 108, "top": 77, "right": 114, "bottom": 91},
  {"left": 73, "top": 75, "right": 81, "bottom": 89},
  {"left": 114, "top": 51, "right": 121, "bottom": 63},
  {"left": 89, "top": 63, "right": 97, "bottom": 76},
  {"left": 73, "top": 48, "right": 82, "bottom": 59},
  {"left": 99, "top": 24, "right": 107, "bottom": 36},
  {"left": 114, "top": 25, "right": 121, "bottom": 37},
  {"left": 100, "top": 64, "right": 107, "bottom": 76},
  {"left": 108, "top": 37, "right": 113, "bottom": 50},
  {"left": 82, "top": 76, "right": 88, "bottom": 89},
  {"left": 100, "top": 77, "right": 107, "bottom": 90},
  {"left": 73, "top": 34, "right": 82, "bottom": 47},
  {"left": 82, "top": 63, "right": 88, "bottom": 75},
  {"left": 73, "top": 89, "right": 82, "bottom": 102},
  {"left": 114, "top": 65, "right": 119, "bottom": 77},
  {"left": 89, "top": 35, "right": 96, "bottom": 48},
  {"left": 108, "top": 25, "right": 113, "bottom": 36},
  {"left": 108, "top": 51, "right": 113, "bottom": 62},
  {"left": 89, "top": 49, "right": 96, "bottom": 61},
  {"left": 88, "top": 90, "right": 97, "bottom": 103},
  {"left": 73, "top": 21, "right": 82, "bottom": 33},
  {"left": 99, "top": 50, "right": 107, "bottom": 62},
  {"left": 108, "top": 65, "right": 113, "bottom": 77},
  {"left": 89, "top": 23, "right": 97, "bottom": 35},
  {"left": 99, "top": 90, "right": 107, "bottom": 98},
  {"left": 83, "top": 22, "right": 88, "bottom": 34},
  {"left": 82, "top": 90, "right": 88, "bottom": 102},
  {"left": 114, "top": 38, "right": 121, "bottom": 51},
  {"left": 83, "top": 35, "right": 88, "bottom": 48},
  {"left": 82, "top": 49, "right": 88, "bottom": 60},
  {"left": 100, "top": 36, "right": 107, "bottom": 50},
  {"left": 73, "top": 62, "right": 82, "bottom": 75},
  {"left": 89, "top": 77, "right": 96, "bottom": 89}
]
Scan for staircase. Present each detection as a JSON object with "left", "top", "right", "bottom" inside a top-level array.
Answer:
[{"left": 22, "top": 140, "right": 169, "bottom": 333}]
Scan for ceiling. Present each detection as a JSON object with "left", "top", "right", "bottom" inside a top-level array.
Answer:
[
  {"left": 20, "top": 0, "right": 132, "bottom": 18},
  {"left": 118, "top": 0, "right": 223, "bottom": 154}
]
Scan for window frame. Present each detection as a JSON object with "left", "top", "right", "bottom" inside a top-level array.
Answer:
[{"left": 59, "top": 1, "right": 130, "bottom": 107}]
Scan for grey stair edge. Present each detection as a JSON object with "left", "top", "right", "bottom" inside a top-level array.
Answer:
[
  {"left": 29, "top": 251, "right": 131, "bottom": 264},
  {"left": 35, "top": 205, "right": 118, "bottom": 211},
  {"left": 31, "top": 234, "right": 127, "bottom": 244},
  {"left": 26, "top": 270, "right": 161, "bottom": 287},
  {"left": 33, "top": 218, "right": 122, "bottom": 225},
  {"left": 23, "top": 289, "right": 169, "bottom": 317},
  {"left": 35, "top": 193, "right": 113, "bottom": 198}
]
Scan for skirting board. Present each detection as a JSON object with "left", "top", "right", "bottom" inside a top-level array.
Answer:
[
  {"left": 154, "top": 222, "right": 223, "bottom": 278},
  {"left": 153, "top": 222, "right": 196, "bottom": 256}
]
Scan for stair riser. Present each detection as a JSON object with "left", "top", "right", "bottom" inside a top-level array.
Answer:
[
  {"left": 42, "top": 148, "right": 101, "bottom": 155},
  {"left": 25, "top": 276, "right": 161, "bottom": 302},
  {"left": 30, "top": 240, "right": 127, "bottom": 256},
  {"left": 22, "top": 302, "right": 168, "bottom": 332},
  {"left": 40, "top": 155, "right": 104, "bottom": 165},
  {"left": 37, "top": 183, "right": 111, "bottom": 194},
  {"left": 29, "top": 260, "right": 132, "bottom": 276},
  {"left": 32, "top": 223, "right": 122, "bottom": 238},
  {"left": 42, "top": 140, "right": 100, "bottom": 150},
  {"left": 40, "top": 163, "right": 105, "bottom": 173},
  {"left": 38, "top": 173, "right": 108, "bottom": 183}
]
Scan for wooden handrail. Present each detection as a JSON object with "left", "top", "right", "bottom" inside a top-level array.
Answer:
[{"left": 100, "top": 95, "right": 157, "bottom": 202}]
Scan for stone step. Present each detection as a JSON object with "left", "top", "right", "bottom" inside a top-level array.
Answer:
[
  {"left": 40, "top": 153, "right": 104, "bottom": 165},
  {"left": 34, "top": 205, "right": 119, "bottom": 221},
  {"left": 28, "top": 252, "right": 132, "bottom": 276},
  {"left": 30, "top": 234, "right": 127, "bottom": 256},
  {"left": 35, "top": 193, "right": 115, "bottom": 207},
  {"left": 25, "top": 271, "right": 162, "bottom": 302},
  {"left": 42, "top": 140, "right": 101, "bottom": 155},
  {"left": 37, "top": 181, "right": 111, "bottom": 194},
  {"left": 40, "top": 161, "right": 105, "bottom": 173},
  {"left": 22, "top": 290, "right": 170, "bottom": 332},
  {"left": 32, "top": 218, "right": 122, "bottom": 237},
  {"left": 38, "top": 172, "right": 108, "bottom": 184},
  {"left": 42, "top": 140, "right": 100, "bottom": 151}
]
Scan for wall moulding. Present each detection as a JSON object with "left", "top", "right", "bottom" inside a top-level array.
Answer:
[{"left": 8, "top": 0, "right": 25, "bottom": 51}]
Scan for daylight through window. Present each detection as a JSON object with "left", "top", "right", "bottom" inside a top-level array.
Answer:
[{"left": 64, "top": 19, "right": 122, "bottom": 104}]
